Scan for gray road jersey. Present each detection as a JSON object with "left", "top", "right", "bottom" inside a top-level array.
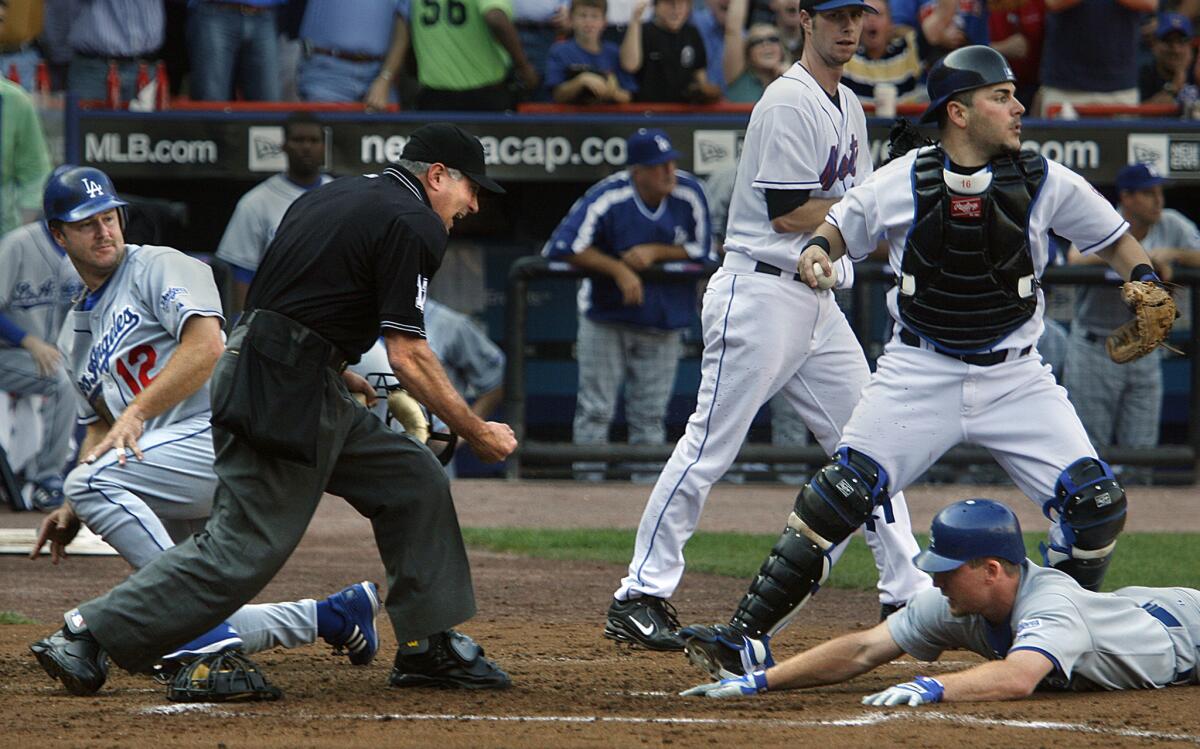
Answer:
[
  {"left": 215, "top": 173, "right": 334, "bottom": 272},
  {"left": 0, "top": 222, "right": 83, "bottom": 343},
  {"left": 424, "top": 299, "right": 504, "bottom": 398},
  {"left": 1075, "top": 209, "right": 1200, "bottom": 334},
  {"left": 57, "top": 244, "right": 225, "bottom": 429},
  {"left": 888, "top": 561, "right": 1200, "bottom": 690}
]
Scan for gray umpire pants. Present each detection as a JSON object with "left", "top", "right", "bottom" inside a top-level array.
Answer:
[{"left": 79, "top": 317, "right": 476, "bottom": 672}]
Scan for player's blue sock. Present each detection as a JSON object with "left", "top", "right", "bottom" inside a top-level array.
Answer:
[{"left": 315, "top": 599, "right": 346, "bottom": 641}]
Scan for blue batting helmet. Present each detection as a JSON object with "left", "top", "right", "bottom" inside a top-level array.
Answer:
[
  {"left": 919, "top": 45, "right": 1017, "bottom": 125},
  {"left": 43, "top": 166, "right": 128, "bottom": 224},
  {"left": 913, "top": 499, "right": 1026, "bottom": 573}
]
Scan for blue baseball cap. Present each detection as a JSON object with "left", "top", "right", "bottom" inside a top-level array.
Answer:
[
  {"left": 1156, "top": 12, "right": 1193, "bottom": 39},
  {"left": 626, "top": 128, "right": 681, "bottom": 167},
  {"left": 801, "top": 0, "right": 879, "bottom": 13},
  {"left": 1116, "top": 163, "right": 1167, "bottom": 193},
  {"left": 913, "top": 499, "right": 1026, "bottom": 573}
]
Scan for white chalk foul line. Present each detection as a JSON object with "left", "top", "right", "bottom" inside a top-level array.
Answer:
[{"left": 133, "top": 705, "right": 1200, "bottom": 742}]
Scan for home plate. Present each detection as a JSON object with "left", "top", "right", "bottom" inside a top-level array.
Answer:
[{"left": 0, "top": 526, "right": 118, "bottom": 556}]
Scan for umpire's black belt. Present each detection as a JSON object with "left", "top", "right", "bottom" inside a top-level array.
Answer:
[
  {"left": 238, "top": 309, "right": 348, "bottom": 371},
  {"left": 898, "top": 328, "right": 1032, "bottom": 367}
]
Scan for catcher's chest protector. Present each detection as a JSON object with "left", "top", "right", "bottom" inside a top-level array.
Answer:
[{"left": 899, "top": 145, "right": 1046, "bottom": 353}]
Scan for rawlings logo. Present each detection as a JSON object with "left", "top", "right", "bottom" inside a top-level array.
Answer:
[
  {"left": 817, "top": 135, "right": 859, "bottom": 191},
  {"left": 76, "top": 306, "right": 141, "bottom": 397},
  {"left": 950, "top": 196, "right": 983, "bottom": 219},
  {"left": 835, "top": 479, "right": 855, "bottom": 497},
  {"left": 1094, "top": 492, "right": 1112, "bottom": 507}
]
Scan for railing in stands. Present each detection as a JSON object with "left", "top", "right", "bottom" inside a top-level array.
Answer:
[{"left": 502, "top": 256, "right": 1200, "bottom": 480}]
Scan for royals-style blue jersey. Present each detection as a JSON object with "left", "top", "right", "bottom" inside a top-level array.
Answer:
[{"left": 542, "top": 169, "right": 712, "bottom": 330}]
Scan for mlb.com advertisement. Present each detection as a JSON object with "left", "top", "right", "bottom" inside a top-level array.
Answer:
[{"left": 72, "top": 113, "right": 1200, "bottom": 185}]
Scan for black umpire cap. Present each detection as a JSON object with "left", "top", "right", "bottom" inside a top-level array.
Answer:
[{"left": 401, "top": 123, "right": 505, "bottom": 194}]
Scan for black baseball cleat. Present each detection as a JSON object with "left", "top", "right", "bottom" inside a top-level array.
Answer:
[
  {"left": 680, "top": 623, "right": 774, "bottom": 680},
  {"left": 30, "top": 627, "right": 110, "bottom": 696},
  {"left": 604, "top": 596, "right": 685, "bottom": 651},
  {"left": 389, "top": 630, "right": 511, "bottom": 690}
]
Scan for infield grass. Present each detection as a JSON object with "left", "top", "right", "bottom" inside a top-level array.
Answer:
[
  {"left": 461, "top": 528, "right": 1200, "bottom": 592},
  {"left": 0, "top": 611, "right": 36, "bottom": 625}
]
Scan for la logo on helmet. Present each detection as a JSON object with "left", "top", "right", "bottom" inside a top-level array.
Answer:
[{"left": 82, "top": 178, "right": 105, "bottom": 198}]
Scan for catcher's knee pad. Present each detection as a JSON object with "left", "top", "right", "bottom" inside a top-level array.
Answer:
[
  {"left": 729, "top": 448, "right": 888, "bottom": 639},
  {"left": 794, "top": 447, "right": 891, "bottom": 545},
  {"left": 1042, "top": 457, "right": 1127, "bottom": 591}
]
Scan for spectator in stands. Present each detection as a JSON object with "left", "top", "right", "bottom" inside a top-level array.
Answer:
[
  {"left": 40, "top": 0, "right": 74, "bottom": 90},
  {"left": 0, "top": 74, "right": 49, "bottom": 234},
  {"left": 725, "top": 23, "right": 789, "bottom": 101},
  {"left": 411, "top": 0, "right": 540, "bottom": 110},
  {"left": 768, "top": 0, "right": 805, "bottom": 55},
  {"left": 297, "top": 0, "right": 408, "bottom": 111},
  {"left": 545, "top": 0, "right": 636, "bottom": 103},
  {"left": 621, "top": 0, "right": 720, "bottom": 102},
  {"left": 216, "top": 112, "right": 333, "bottom": 314},
  {"left": 988, "top": 0, "right": 1045, "bottom": 109},
  {"left": 0, "top": 0, "right": 44, "bottom": 91},
  {"left": 186, "top": 0, "right": 284, "bottom": 101},
  {"left": 1140, "top": 12, "right": 1195, "bottom": 104},
  {"left": 1064, "top": 163, "right": 1200, "bottom": 481},
  {"left": 891, "top": 0, "right": 988, "bottom": 62},
  {"left": 514, "top": 0, "right": 570, "bottom": 101},
  {"left": 842, "top": 0, "right": 926, "bottom": 104},
  {"left": 1038, "top": 0, "right": 1155, "bottom": 117},
  {"left": 692, "top": 0, "right": 732, "bottom": 91},
  {"left": 66, "top": 0, "right": 164, "bottom": 102},
  {"left": 542, "top": 128, "right": 711, "bottom": 478},
  {"left": 602, "top": 0, "right": 641, "bottom": 44}
]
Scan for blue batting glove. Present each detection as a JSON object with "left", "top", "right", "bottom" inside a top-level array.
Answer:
[
  {"left": 680, "top": 669, "right": 769, "bottom": 698},
  {"left": 862, "top": 675, "right": 945, "bottom": 707}
]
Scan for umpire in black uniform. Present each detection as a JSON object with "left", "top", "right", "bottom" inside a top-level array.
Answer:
[{"left": 31, "top": 124, "right": 518, "bottom": 692}]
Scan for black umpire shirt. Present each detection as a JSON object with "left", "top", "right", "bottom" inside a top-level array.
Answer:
[{"left": 245, "top": 166, "right": 448, "bottom": 358}]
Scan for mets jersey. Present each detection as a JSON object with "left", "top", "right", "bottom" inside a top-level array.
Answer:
[
  {"left": 826, "top": 147, "right": 1129, "bottom": 351},
  {"left": 722, "top": 62, "right": 872, "bottom": 278},
  {"left": 58, "top": 244, "right": 225, "bottom": 430},
  {"left": 216, "top": 173, "right": 334, "bottom": 274},
  {"left": 889, "top": 561, "right": 1200, "bottom": 690},
  {"left": 0, "top": 222, "right": 83, "bottom": 345},
  {"left": 542, "top": 169, "right": 712, "bottom": 330}
]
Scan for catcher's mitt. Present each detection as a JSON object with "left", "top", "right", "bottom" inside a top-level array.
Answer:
[
  {"left": 887, "top": 118, "right": 933, "bottom": 162},
  {"left": 166, "top": 651, "right": 282, "bottom": 703},
  {"left": 1106, "top": 280, "right": 1178, "bottom": 364}
]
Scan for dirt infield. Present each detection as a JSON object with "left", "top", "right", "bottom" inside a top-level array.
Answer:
[{"left": 2, "top": 480, "right": 1199, "bottom": 748}]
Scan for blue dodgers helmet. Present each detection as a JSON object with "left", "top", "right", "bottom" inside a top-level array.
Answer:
[
  {"left": 913, "top": 499, "right": 1026, "bottom": 573},
  {"left": 919, "top": 45, "right": 1017, "bottom": 125},
  {"left": 43, "top": 166, "right": 128, "bottom": 224}
]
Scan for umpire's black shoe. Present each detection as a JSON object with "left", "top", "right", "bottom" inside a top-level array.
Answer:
[
  {"left": 30, "top": 627, "right": 110, "bottom": 696},
  {"left": 389, "top": 630, "right": 511, "bottom": 690},
  {"left": 604, "top": 596, "right": 685, "bottom": 651}
]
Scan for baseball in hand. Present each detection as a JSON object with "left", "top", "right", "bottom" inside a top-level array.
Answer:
[{"left": 813, "top": 261, "right": 837, "bottom": 290}]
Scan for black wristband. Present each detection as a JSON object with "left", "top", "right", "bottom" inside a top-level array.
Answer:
[
  {"left": 1130, "top": 263, "right": 1159, "bottom": 283},
  {"left": 804, "top": 236, "right": 831, "bottom": 254}
]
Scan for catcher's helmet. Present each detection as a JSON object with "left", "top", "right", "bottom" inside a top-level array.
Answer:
[
  {"left": 913, "top": 499, "right": 1026, "bottom": 573},
  {"left": 919, "top": 45, "right": 1017, "bottom": 124},
  {"left": 43, "top": 166, "right": 128, "bottom": 224}
]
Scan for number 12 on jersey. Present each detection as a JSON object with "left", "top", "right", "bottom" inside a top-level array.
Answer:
[{"left": 115, "top": 344, "right": 157, "bottom": 395}]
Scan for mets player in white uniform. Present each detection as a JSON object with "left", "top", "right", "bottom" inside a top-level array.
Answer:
[
  {"left": 679, "top": 46, "right": 1165, "bottom": 680},
  {"left": 0, "top": 214, "right": 84, "bottom": 510},
  {"left": 30, "top": 166, "right": 380, "bottom": 669},
  {"left": 683, "top": 500, "right": 1200, "bottom": 701},
  {"left": 604, "top": 0, "right": 930, "bottom": 652}
]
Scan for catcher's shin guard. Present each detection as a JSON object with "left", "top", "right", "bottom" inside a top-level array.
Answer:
[
  {"left": 730, "top": 448, "right": 889, "bottom": 638},
  {"left": 1042, "top": 457, "right": 1127, "bottom": 591}
]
